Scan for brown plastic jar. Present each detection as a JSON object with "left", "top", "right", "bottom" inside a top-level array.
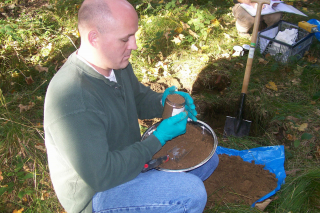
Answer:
[{"left": 162, "top": 94, "right": 185, "bottom": 119}]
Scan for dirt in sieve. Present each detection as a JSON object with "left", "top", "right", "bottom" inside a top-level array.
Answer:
[
  {"left": 153, "top": 123, "right": 214, "bottom": 170},
  {"left": 204, "top": 154, "right": 278, "bottom": 208}
]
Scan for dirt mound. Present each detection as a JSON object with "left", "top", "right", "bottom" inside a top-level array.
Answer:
[{"left": 204, "top": 154, "right": 278, "bottom": 208}]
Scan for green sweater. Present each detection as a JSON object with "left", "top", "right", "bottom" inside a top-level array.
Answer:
[{"left": 44, "top": 52, "right": 163, "bottom": 213}]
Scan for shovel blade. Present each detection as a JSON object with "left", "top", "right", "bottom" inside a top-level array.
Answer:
[{"left": 223, "top": 116, "right": 251, "bottom": 137}]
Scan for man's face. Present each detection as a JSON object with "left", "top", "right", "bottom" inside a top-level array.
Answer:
[{"left": 97, "top": 14, "right": 138, "bottom": 71}]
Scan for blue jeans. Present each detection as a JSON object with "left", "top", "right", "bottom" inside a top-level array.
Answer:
[{"left": 92, "top": 152, "right": 219, "bottom": 213}]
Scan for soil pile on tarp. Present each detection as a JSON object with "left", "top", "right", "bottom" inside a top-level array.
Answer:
[{"left": 204, "top": 154, "right": 278, "bottom": 207}]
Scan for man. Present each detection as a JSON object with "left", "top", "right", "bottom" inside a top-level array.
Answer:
[
  {"left": 44, "top": 0, "right": 219, "bottom": 212},
  {"left": 233, "top": 0, "right": 282, "bottom": 38}
]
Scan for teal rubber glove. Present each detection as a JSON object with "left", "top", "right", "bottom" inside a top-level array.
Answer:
[
  {"left": 162, "top": 86, "right": 177, "bottom": 106},
  {"left": 153, "top": 111, "right": 188, "bottom": 146},
  {"left": 162, "top": 86, "right": 198, "bottom": 121}
]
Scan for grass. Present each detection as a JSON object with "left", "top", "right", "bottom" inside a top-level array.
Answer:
[{"left": 0, "top": 0, "right": 320, "bottom": 212}]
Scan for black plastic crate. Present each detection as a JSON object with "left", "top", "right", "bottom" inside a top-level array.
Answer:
[{"left": 257, "top": 20, "right": 313, "bottom": 63}]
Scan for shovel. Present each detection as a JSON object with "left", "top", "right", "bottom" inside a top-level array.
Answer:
[{"left": 224, "top": 0, "right": 271, "bottom": 137}]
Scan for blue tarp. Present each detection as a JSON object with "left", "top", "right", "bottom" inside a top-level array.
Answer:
[{"left": 216, "top": 145, "right": 286, "bottom": 206}]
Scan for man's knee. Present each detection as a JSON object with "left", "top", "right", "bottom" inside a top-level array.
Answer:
[
  {"left": 180, "top": 173, "right": 207, "bottom": 211},
  {"left": 233, "top": 4, "right": 255, "bottom": 33}
]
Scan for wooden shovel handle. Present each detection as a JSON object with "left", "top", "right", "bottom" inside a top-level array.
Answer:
[{"left": 241, "top": 0, "right": 271, "bottom": 94}]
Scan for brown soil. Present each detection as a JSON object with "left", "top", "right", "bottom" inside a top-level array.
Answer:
[
  {"left": 204, "top": 154, "right": 278, "bottom": 207},
  {"left": 153, "top": 123, "right": 214, "bottom": 170}
]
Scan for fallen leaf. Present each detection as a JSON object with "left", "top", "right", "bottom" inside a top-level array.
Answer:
[
  {"left": 301, "top": 133, "right": 312, "bottom": 140},
  {"left": 25, "top": 76, "right": 34, "bottom": 85},
  {"left": 180, "top": 21, "right": 190, "bottom": 30},
  {"left": 294, "top": 139, "right": 300, "bottom": 147},
  {"left": 41, "top": 191, "right": 49, "bottom": 200},
  {"left": 0, "top": 171, "right": 3, "bottom": 181},
  {"left": 286, "top": 116, "right": 299, "bottom": 122},
  {"left": 266, "top": 81, "right": 278, "bottom": 91},
  {"left": 147, "top": 55, "right": 151, "bottom": 64},
  {"left": 286, "top": 169, "right": 301, "bottom": 176},
  {"left": 316, "top": 146, "right": 320, "bottom": 158},
  {"left": 18, "top": 102, "right": 35, "bottom": 113},
  {"left": 258, "top": 58, "right": 268, "bottom": 64},
  {"left": 200, "top": 45, "right": 209, "bottom": 50},
  {"left": 35, "top": 123, "right": 43, "bottom": 128},
  {"left": 221, "top": 53, "right": 230, "bottom": 58},
  {"left": 211, "top": 19, "right": 220, "bottom": 27},
  {"left": 188, "top": 29, "right": 199, "bottom": 38},
  {"left": 235, "top": 62, "right": 244, "bottom": 68},
  {"left": 307, "top": 55, "right": 317, "bottom": 63},
  {"left": 35, "top": 143, "right": 46, "bottom": 152},
  {"left": 200, "top": 55, "right": 209, "bottom": 62},
  {"left": 12, "top": 208, "right": 24, "bottom": 213},
  {"left": 255, "top": 198, "right": 272, "bottom": 211},
  {"left": 310, "top": 101, "right": 316, "bottom": 105},
  {"left": 315, "top": 109, "right": 320, "bottom": 116},
  {"left": 23, "top": 163, "right": 31, "bottom": 172},
  {"left": 178, "top": 34, "right": 185, "bottom": 40},
  {"left": 223, "top": 33, "right": 231, "bottom": 39},
  {"left": 35, "top": 65, "right": 48, "bottom": 73},
  {"left": 11, "top": 71, "right": 19, "bottom": 78},
  {"left": 191, "top": 44, "right": 198, "bottom": 51},
  {"left": 175, "top": 27, "right": 183, "bottom": 34},
  {"left": 171, "top": 36, "right": 181, "bottom": 45},
  {"left": 55, "top": 63, "right": 60, "bottom": 71},
  {"left": 297, "top": 123, "right": 308, "bottom": 131},
  {"left": 265, "top": 53, "right": 272, "bottom": 58},
  {"left": 290, "top": 123, "right": 308, "bottom": 131},
  {"left": 291, "top": 78, "right": 301, "bottom": 85},
  {"left": 286, "top": 134, "right": 296, "bottom": 141},
  {"left": 214, "top": 75, "right": 222, "bottom": 84},
  {"left": 164, "top": 31, "right": 170, "bottom": 39}
]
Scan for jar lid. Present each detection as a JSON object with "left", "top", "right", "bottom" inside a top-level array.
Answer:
[{"left": 166, "top": 94, "right": 185, "bottom": 107}]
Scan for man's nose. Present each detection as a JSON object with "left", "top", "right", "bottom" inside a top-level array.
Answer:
[{"left": 129, "top": 37, "right": 138, "bottom": 50}]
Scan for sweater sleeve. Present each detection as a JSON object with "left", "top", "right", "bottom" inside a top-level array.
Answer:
[
  {"left": 123, "top": 64, "right": 164, "bottom": 119},
  {"left": 46, "top": 109, "right": 161, "bottom": 192}
]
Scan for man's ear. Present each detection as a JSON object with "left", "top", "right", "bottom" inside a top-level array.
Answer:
[{"left": 88, "top": 30, "right": 99, "bottom": 47}]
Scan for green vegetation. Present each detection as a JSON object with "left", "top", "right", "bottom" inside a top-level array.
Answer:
[{"left": 0, "top": 0, "right": 319, "bottom": 212}]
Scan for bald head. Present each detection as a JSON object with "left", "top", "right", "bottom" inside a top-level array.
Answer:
[
  {"left": 77, "top": 0, "right": 138, "bottom": 75},
  {"left": 78, "top": 0, "right": 111, "bottom": 35},
  {"left": 78, "top": 0, "right": 136, "bottom": 35}
]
